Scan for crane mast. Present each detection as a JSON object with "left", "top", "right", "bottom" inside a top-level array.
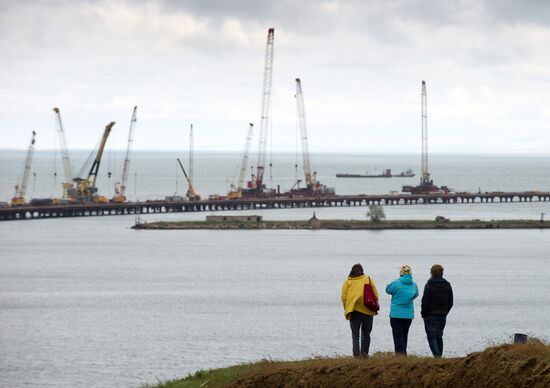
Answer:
[
  {"left": 228, "top": 123, "right": 254, "bottom": 199},
  {"left": 402, "top": 80, "right": 448, "bottom": 194},
  {"left": 53, "top": 107, "right": 75, "bottom": 197},
  {"left": 113, "top": 106, "right": 137, "bottom": 202},
  {"left": 421, "top": 80, "right": 429, "bottom": 184},
  {"left": 11, "top": 131, "right": 36, "bottom": 206},
  {"left": 238, "top": 123, "right": 254, "bottom": 191},
  {"left": 295, "top": 78, "right": 314, "bottom": 188},
  {"left": 177, "top": 158, "right": 200, "bottom": 201},
  {"left": 189, "top": 124, "right": 194, "bottom": 188},
  {"left": 254, "top": 27, "right": 275, "bottom": 191}
]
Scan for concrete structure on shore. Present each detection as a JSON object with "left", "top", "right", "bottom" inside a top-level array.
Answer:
[{"left": 206, "top": 215, "right": 262, "bottom": 223}]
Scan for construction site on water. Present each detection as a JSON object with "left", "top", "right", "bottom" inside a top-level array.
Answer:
[
  {"left": 7, "top": 27, "right": 338, "bottom": 208},
  {"left": 6, "top": 27, "right": 543, "bottom": 220}
]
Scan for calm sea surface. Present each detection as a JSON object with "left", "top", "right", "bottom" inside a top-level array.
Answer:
[{"left": 1, "top": 152, "right": 550, "bottom": 387}]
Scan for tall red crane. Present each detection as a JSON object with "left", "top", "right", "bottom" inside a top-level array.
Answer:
[{"left": 254, "top": 28, "right": 274, "bottom": 192}]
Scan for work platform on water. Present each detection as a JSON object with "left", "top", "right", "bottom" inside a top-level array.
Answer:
[{"left": 1, "top": 191, "right": 549, "bottom": 221}]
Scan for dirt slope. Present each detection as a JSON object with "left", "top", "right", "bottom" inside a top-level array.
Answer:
[{"left": 227, "top": 343, "right": 550, "bottom": 388}]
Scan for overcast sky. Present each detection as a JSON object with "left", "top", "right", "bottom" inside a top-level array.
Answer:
[{"left": 1, "top": 0, "right": 550, "bottom": 153}]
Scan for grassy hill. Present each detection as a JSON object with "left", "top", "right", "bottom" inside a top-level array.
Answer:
[{"left": 150, "top": 341, "right": 550, "bottom": 387}]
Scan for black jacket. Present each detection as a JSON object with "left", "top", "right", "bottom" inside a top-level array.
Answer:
[{"left": 421, "top": 277, "right": 453, "bottom": 317}]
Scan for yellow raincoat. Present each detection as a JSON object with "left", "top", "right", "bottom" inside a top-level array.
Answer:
[{"left": 341, "top": 274, "right": 379, "bottom": 319}]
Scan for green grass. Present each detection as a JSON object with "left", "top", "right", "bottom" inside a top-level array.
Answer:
[
  {"left": 143, "top": 361, "right": 269, "bottom": 388},
  {"left": 145, "top": 341, "right": 550, "bottom": 387}
]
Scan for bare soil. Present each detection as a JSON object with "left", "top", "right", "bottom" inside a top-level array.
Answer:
[{"left": 226, "top": 343, "right": 550, "bottom": 388}]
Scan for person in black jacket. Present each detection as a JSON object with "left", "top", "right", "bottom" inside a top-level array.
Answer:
[{"left": 421, "top": 264, "right": 453, "bottom": 357}]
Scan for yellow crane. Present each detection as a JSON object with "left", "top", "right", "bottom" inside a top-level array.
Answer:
[
  {"left": 177, "top": 158, "right": 201, "bottom": 201},
  {"left": 228, "top": 123, "right": 254, "bottom": 199},
  {"left": 11, "top": 131, "right": 36, "bottom": 206},
  {"left": 112, "top": 106, "right": 137, "bottom": 203},
  {"left": 72, "top": 122, "right": 115, "bottom": 203}
]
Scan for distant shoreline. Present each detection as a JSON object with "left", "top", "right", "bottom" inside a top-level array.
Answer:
[{"left": 132, "top": 219, "right": 550, "bottom": 230}]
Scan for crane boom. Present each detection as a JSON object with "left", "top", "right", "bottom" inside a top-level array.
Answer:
[
  {"left": 295, "top": 78, "right": 314, "bottom": 187},
  {"left": 189, "top": 124, "right": 194, "bottom": 188},
  {"left": 237, "top": 123, "right": 254, "bottom": 190},
  {"left": 11, "top": 131, "right": 36, "bottom": 206},
  {"left": 114, "top": 106, "right": 137, "bottom": 200},
  {"left": 254, "top": 27, "right": 275, "bottom": 191},
  {"left": 53, "top": 107, "right": 74, "bottom": 183},
  {"left": 177, "top": 157, "right": 200, "bottom": 200},
  {"left": 87, "top": 122, "right": 115, "bottom": 189},
  {"left": 421, "top": 80, "right": 429, "bottom": 184}
]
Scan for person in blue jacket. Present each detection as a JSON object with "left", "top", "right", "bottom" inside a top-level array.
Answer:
[{"left": 385, "top": 264, "right": 419, "bottom": 355}]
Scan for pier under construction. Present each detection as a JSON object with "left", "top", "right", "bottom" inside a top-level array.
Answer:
[{"left": 1, "top": 191, "right": 549, "bottom": 221}]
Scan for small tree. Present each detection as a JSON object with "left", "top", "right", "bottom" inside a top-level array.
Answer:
[{"left": 367, "top": 205, "right": 385, "bottom": 222}]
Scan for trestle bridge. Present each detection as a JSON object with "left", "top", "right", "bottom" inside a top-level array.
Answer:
[{"left": 1, "top": 191, "right": 549, "bottom": 221}]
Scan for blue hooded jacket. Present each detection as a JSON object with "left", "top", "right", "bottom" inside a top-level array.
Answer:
[{"left": 385, "top": 274, "right": 419, "bottom": 319}]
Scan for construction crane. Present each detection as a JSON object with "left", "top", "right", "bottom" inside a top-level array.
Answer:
[
  {"left": 253, "top": 27, "right": 275, "bottom": 192},
  {"left": 72, "top": 122, "right": 115, "bottom": 203},
  {"left": 421, "top": 80, "right": 429, "bottom": 185},
  {"left": 189, "top": 124, "right": 194, "bottom": 190},
  {"left": 228, "top": 123, "right": 254, "bottom": 199},
  {"left": 177, "top": 158, "right": 201, "bottom": 201},
  {"left": 402, "top": 81, "right": 448, "bottom": 194},
  {"left": 11, "top": 131, "right": 36, "bottom": 206},
  {"left": 293, "top": 78, "right": 334, "bottom": 196},
  {"left": 112, "top": 106, "right": 137, "bottom": 203},
  {"left": 295, "top": 78, "right": 315, "bottom": 189},
  {"left": 53, "top": 107, "right": 75, "bottom": 198}
]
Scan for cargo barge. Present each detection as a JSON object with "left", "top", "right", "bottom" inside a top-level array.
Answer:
[{"left": 336, "top": 169, "right": 415, "bottom": 178}]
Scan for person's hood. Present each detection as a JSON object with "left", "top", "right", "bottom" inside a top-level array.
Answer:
[
  {"left": 428, "top": 277, "right": 450, "bottom": 288},
  {"left": 399, "top": 273, "right": 413, "bottom": 285},
  {"left": 348, "top": 274, "right": 366, "bottom": 281}
]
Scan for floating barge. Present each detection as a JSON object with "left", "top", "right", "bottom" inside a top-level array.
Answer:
[{"left": 336, "top": 169, "right": 415, "bottom": 178}]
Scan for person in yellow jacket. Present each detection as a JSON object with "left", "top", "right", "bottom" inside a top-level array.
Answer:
[{"left": 341, "top": 263, "right": 379, "bottom": 357}]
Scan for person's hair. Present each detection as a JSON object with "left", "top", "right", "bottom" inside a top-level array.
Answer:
[
  {"left": 431, "top": 264, "right": 444, "bottom": 277},
  {"left": 400, "top": 264, "right": 411, "bottom": 276},
  {"left": 349, "top": 263, "right": 364, "bottom": 277}
]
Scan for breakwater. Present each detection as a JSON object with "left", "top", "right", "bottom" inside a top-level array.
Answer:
[{"left": 133, "top": 219, "right": 550, "bottom": 230}]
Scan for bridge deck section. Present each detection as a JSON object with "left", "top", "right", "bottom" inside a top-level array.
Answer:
[{"left": 1, "top": 192, "right": 549, "bottom": 221}]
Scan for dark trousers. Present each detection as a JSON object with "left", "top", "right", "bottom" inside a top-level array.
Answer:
[
  {"left": 349, "top": 311, "right": 373, "bottom": 357},
  {"left": 424, "top": 315, "right": 446, "bottom": 357},
  {"left": 390, "top": 318, "right": 412, "bottom": 355}
]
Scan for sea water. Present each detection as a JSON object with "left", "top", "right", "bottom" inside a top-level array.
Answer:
[{"left": 1, "top": 152, "right": 549, "bottom": 387}]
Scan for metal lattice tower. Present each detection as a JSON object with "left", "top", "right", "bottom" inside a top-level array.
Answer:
[
  {"left": 295, "top": 78, "right": 314, "bottom": 187},
  {"left": 53, "top": 108, "right": 74, "bottom": 185},
  {"left": 14, "top": 131, "right": 36, "bottom": 199},
  {"left": 421, "top": 80, "right": 429, "bottom": 184},
  {"left": 189, "top": 124, "right": 194, "bottom": 186},
  {"left": 236, "top": 123, "right": 254, "bottom": 191},
  {"left": 255, "top": 28, "right": 275, "bottom": 190},
  {"left": 116, "top": 106, "right": 137, "bottom": 198}
]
